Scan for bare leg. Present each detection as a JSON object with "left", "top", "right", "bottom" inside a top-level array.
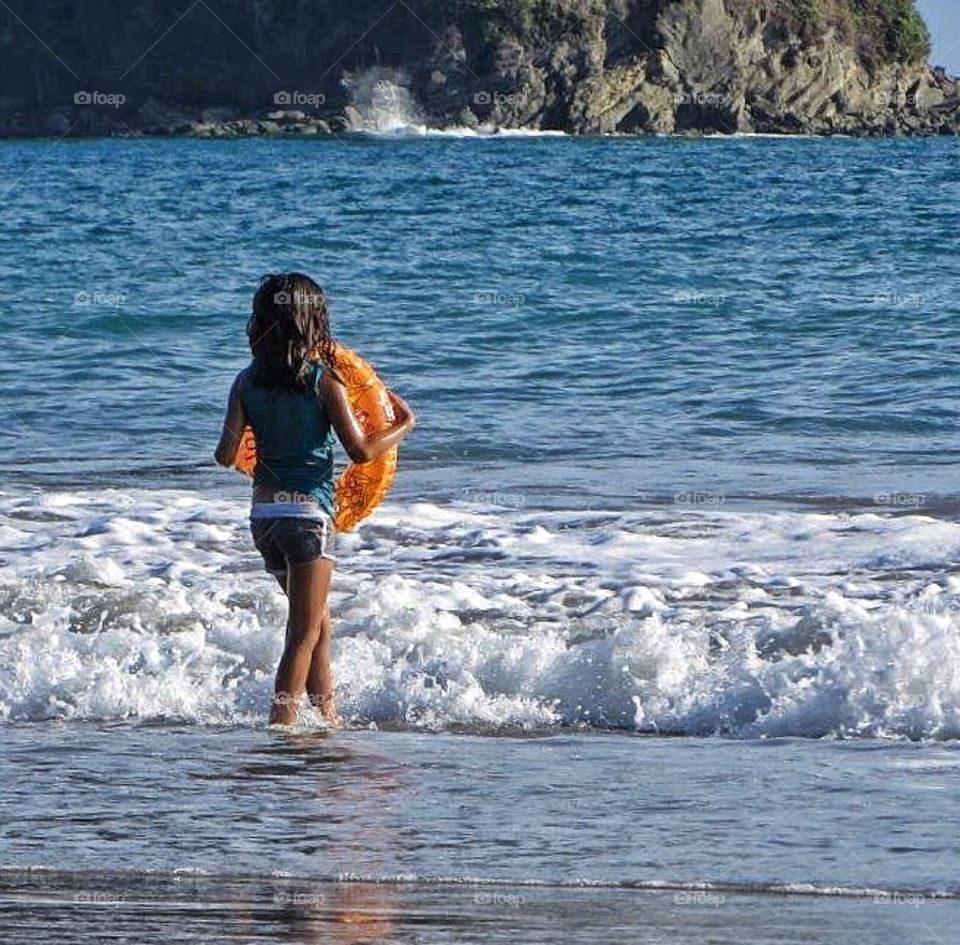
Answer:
[
  {"left": 271, "top": 572, "right": 338, "bottom": 723},
  {"left": 270, "top": 559, "right": 333, "bottom": 725},
  {"left": 306, "top": 607, "right": 339, "bottom": 725}
]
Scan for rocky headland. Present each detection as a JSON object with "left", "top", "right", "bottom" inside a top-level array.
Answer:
[{"left": 0, "top": 0, "right": 957, "bottom": 137}]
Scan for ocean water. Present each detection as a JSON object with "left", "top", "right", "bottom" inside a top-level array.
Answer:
[{"left": 1, "top": 134, "right": 959, "bottom": 942}]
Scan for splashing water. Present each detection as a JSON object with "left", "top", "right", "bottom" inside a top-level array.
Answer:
[
  {"left": 342, "top": 69, "right": 424, "bottom": 134},
  {"left": 2, "top": 488, "right": 960, "bottom": 737}
]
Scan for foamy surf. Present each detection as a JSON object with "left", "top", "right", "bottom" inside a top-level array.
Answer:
[
  {"left": 339, "top": 67, "right": 569, "bottom": 138},
  {"left": 347, "top": 123, "right": 569, "bottom": 138},
  {"left": 1, "top": 488, "right": 959, "bottom": 736},
  {"left": 1, "top": 865, "right": 955, "bottom": 901}
]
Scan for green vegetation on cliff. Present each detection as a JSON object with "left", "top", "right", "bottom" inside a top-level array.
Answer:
[
  {"left": 471, "top": 0, "right": 602, "bottom": 40},
  {"left": 473, "top": 1, "right": 929, "bottom": 65},
  {"left": 730, "top": 0, "right": 930, "bottom": 65},
  {"left": 852, "top": 0, "right": 930, "bottom": 65}
]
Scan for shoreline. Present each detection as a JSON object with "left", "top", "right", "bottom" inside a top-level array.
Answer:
[
  {"left": 3, "top": 108, "right": 960, "bottom": 141},
  {"left": 3, "top": 865, "right": 958, "bottom": 902}
]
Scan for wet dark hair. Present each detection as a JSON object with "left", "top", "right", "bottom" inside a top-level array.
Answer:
[{"left": 247, "top": 273, "right": 336, "bottom": 390}]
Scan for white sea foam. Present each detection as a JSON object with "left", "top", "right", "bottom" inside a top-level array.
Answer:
[
  {"left": 343, "top": 70, "right": 424, "bottom": 134},
  {"left": 353, "top": 123, "right": 569, "bottom": 139},
  {"left": 341, "top": 73, "right": 566, "bottom": 139},
  {"left": 1, "top": 489, "right": 959, "bottom": 737}
]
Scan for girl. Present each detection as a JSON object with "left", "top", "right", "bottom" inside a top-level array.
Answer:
[{"left": 215, "top": 273, "right": 415, "bottom": 726}]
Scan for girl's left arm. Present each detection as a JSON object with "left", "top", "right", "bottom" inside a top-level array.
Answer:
[{"left": 214, "top": 371, "right": 249, "bottom": 467}]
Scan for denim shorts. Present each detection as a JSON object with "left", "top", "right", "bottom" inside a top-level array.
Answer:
[{"left": 250, "top": 515, "right": 335, "bottom": 576}]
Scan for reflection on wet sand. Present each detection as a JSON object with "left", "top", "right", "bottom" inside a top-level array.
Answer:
[
  {"left": 266, "top": 882, "right": 398, "bottom": 944},
  {"left": 236, "top": 730, "right": 405, "bottom": 942}
]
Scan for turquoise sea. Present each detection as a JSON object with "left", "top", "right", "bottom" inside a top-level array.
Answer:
[{"left": 1, "top": 134, "right": 959, "bottom": 943}]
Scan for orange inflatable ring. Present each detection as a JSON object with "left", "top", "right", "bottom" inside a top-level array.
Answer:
[{"left": 232, "top": 344, "right": 398, "bottom": 533}]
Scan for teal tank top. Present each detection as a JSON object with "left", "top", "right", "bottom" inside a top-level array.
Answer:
[{"left": 237, "top": 363, "right": 336, "bottom": 517}]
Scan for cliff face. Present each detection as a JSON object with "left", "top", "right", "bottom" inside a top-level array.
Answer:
[{"left": 0, "top": 0, "right": 957, "bottom": 137}]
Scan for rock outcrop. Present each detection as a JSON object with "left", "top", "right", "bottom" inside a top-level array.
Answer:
[{"left": 0, "top": 0, "right": 957, "bottom": 137}]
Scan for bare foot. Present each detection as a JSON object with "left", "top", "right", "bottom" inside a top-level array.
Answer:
[
  {"left": 322, "top": 709, "right": 343, "bottom": 729},
  {"left": 311, "top": 695, "right": 342, "bottom": 728},
  {"left": 270, "top": 691, "right": 299, "bottom": 726}
]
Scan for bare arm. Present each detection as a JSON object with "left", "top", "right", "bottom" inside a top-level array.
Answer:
[
  {"left": 321, "top": 372, "right": 415, "bottom": 464},
  {"left": 213, "top": 372, "right": 249, "bottom": 467}
]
